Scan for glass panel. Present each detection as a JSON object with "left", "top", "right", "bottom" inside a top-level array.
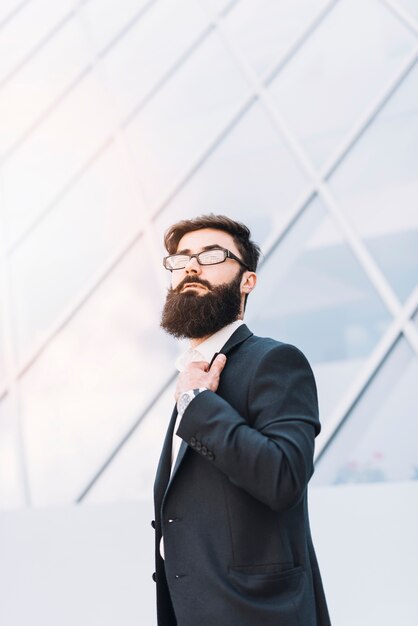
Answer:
[
  {"left": 20, "top": 237, "right": 178, "bottom": 506},
  {"left": 0, "top": 1, "right": 26, "bottom": 24},
  {"left": 93, "top": 0, "right": 209, "bottom": 121},
  {"left": 329, "top": 62, "right": 418, "bottom": 302},
  {"left": 268, "top": 0, "right": 416, "bottom": 166},
  {"left": 0, "top": 293, "right": 5, "bottom": 386},
  {"left": 207, "top": 0, "right": 236, "bottom": 14},
  {"left": 80, "top": 0, "right": 150, "bottom": 52},
  {"left": 9, "top": 139, "right": 145, "bottom": 360},
  {"left": 4, "top": 71, "right": 114, "bottom": 246},
  {"left": 247, "top": 195, "right": 392, "bottom": 421},
  {"left": 154, "top": 100, "right": 309, "bottom": 249},
  {"left": 223, "top": 0, "right": 329, "bottom": 78},
  {"left": 85, "top": 381, "right": 177, "bottom": 504},
  {"left": 124, "top": 30, "right": 250, "bottom": 208},
  {"left": 0, "top": 393, "right": 24, "bottom": 509},
  {"left": 313, "top": 336, "right": 418, "bottom": 485},
  {"left": 0, "top": 0, "right": 75, "bottom": 83},
  {"left": 1, "top": 16, "right": 89, "bottom": 161},
  {"left": 398, "top": 0, "right": 418, "bottom": 21}
]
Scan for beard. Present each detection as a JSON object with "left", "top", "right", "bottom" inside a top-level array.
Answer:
[{"left": 160, "top": 271, "right": 243, "bottom": 339}]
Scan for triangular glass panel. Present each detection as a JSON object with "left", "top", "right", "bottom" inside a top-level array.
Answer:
[
  {"left": 313, "top": 334, "right": 418, "bottom": 485},
  {"left": 247, "top": 195, "right": 392, "bottom": 424}
]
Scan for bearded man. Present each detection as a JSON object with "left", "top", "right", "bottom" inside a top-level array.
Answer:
[{"left": 153, "top": 214, "right": 331, "bottom": 626}]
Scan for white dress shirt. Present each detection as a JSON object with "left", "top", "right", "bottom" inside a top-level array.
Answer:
[{"left": 171, "top": 319, "right": 244, "bottom": 471}]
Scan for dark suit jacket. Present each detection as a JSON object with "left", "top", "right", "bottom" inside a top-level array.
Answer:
[{"left": 153, "top": 324, "right": 331, "bottom": 626}]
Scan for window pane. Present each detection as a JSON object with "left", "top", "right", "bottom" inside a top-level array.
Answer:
[
  {"left": 329, "top": 63, "right": 418, "bottom": 302},
  {"left": 398, "top": 0, "right": 418, "bottom": 21},
  {"left": 247, "top": 195, "right": 392, "bottom": 421},
  {"left": 1, "top": 15, "right": 89, "bottom": 163},
  {"left": 124, "top": 30, "right": 250, "bottom": 208},
  {"left": 20, "top": 237, "right": 178, "bottom": 506},
  {"left": 4, "top": 72, "right": 113, "bottom": 245},
  {"left": 9, "top": 140, "right": 145, "bottom": 360},
  {"left": 154, "top": 101, "right": 309, "bottom": 249},
  {"left": 0, "top": 295, "right": 5, "bottom": 386},
  {"left": 80, "top": 0, "right": 150, "bottom": 52},
  {"left": 0, "top": 0, "right": 75, "bottom": 83},
  {"left": 223, "top": 0, "right": 329, "bottom": 78},
  {"left": 84, "top": 381, "right": 177, "bottom": 504},
  {"left": 0, "top": 393, "right": 24, "bottom": 509},
  {"left": 313, "top": 336, "right": 418, "bottom": 485},
  {"left": 94, "top": 0, "right": 209, "bottom": 121},
  {"left": 267, "top": 0, "right": 416, "bottom": 166}
]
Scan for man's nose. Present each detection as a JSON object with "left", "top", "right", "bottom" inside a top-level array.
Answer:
[{"left": 184, "top": 255, "right": 202, "bottom": 274}]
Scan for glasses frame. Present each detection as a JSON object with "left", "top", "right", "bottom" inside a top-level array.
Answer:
[{"left": 163, "top": 246, "right": 250, "bottom": 271}]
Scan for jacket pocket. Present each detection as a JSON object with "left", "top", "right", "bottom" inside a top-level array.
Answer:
[{"left": 228, "top": 564, "right": 304, "bottom": 599}]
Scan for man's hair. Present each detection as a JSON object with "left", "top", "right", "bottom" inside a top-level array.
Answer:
[{"left": 164, "top": 214, "right": 261, "bottom": 272}]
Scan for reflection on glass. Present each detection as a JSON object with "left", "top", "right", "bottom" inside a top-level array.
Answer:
[
  {"left": 268, "top": 0, "right": 415, "bottom": 166},
  {"left": 124, "top": 30, "right": 250, "bottom": 207},
  {"left": 329, "top": 63, "right": 418, "bottom": 302},
  {"left": 81, "top": 0, "right": 150, "bottom": 52},
  {"left": 20, "top": 237, "right": 178, "bottom": 507},
  {"left": 313, "top": 336, "right": 418, "bottom": 485},
  {"left": 247, "top": 195, "right": 391, "bottom": 420},
  {"left": 155, "top": 101, "right": 309, "bottom": 248},
  {"left": 223, "top": 0, "right": 328, "bottom": 78},
  {"left": 398, "top": 0, "right": 418, "bottom": 21},
  {"left": 96, "top": 0, "right": 209, "bottom": 121},
  {"left": 85, "top": 381, "right": 177, "bottom": 504},
  {"left": 4, "top": 72, "right": 112, "bottom": 245},
  {"left": 0, "top": 394, "right": 24, "bottom": 509},
  {"left": 0, "top": 297, "right": 5, "bottom": 386},
  {"left": 1, "top": 17, "right": 89, "bottom": 163},
  {"left": 0, "top": 0, "right": 76, "bottom": 84},
  {"left": 10, "top": 140, "right": 144, "bottom": 361}
]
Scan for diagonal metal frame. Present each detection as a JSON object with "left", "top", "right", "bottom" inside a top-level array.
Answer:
[
  {"left": 0, "top": 0, "right": 337, "bottom": 403},
  {"left": 77, "top": 0, "right": 418, "bottom": 499},
  {"left": 1, "top": 0, "right": 417, "bottom": 503}
]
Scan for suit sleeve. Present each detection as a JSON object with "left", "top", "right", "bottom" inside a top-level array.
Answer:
[{"left": 176, "top": 343, "right": 320, "bottom": 512}]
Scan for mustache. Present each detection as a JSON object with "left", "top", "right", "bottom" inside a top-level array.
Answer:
[{"left": 174, "top": 276, "right": 212, "bottom": 293}]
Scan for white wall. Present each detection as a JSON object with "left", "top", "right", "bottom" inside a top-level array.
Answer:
[{"left": 0, "top": 482, "right": 417, "bottom": 626}]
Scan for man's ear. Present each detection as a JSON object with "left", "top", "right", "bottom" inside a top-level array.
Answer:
[{"left": 241, "top": 272, "right": 257, "bottom": 295}]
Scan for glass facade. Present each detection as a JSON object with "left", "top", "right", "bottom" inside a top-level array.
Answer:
[{"left": 0, "top": 0, "right": 417, "bottom": 509}]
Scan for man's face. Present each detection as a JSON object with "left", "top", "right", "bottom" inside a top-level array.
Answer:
[
  {"left": 160, "top": 228, "right": 256, "bottom": 340},
  {"left": 171, "top": 228, "right": 247, "bottom": 298}
]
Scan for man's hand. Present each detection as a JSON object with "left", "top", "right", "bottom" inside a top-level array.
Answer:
[{"left": 175, "top": 354, "right": 227, "bottom": 401}]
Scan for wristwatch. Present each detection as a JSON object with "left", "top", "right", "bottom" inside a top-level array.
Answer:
[{"left": 177, "top": 388, "right": 207, "bottom": 416}]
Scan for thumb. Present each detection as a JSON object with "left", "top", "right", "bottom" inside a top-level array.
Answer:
[{"left": 211, "top": 353, "right": 227, "bottom": 374}]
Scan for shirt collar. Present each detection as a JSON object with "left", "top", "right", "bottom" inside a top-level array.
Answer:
[{"left": 175, "top": 319, "right": 244, "bottom": 372}]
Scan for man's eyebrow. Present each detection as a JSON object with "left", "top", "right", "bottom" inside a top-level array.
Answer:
[{"left": 175, "top": 244, "right": 223, "bottom": 255}]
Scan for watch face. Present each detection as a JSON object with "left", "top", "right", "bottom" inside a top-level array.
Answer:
[{"left": 178, "top": 391, "right": 193, "bottom": 414}]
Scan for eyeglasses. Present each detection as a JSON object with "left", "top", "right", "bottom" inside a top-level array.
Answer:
[{"left": 163, "top": 247, "right": 250, "bottom": 271}]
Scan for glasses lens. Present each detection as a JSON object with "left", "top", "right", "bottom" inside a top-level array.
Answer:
[
  {"left": 166, "top": 254, "right": 189, "bottom": 270},
  {"left": 198, "top": 249, "right": 225, "bottom": 265}
]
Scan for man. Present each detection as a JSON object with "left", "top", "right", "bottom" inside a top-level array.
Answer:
[{"left": 153, "top": 214, "right": 331, "bottom": 626}]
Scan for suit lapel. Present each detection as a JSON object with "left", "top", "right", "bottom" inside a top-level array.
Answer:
[
  {"left": 154, "top": 405, "right": 178, "bottom": 511},
  {"left": 158, "top": 324, "right": 254, "bottom": 509}
]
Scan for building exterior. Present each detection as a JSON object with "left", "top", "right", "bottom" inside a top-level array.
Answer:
[{"left": 0, "top": 1, "right": 417, "bottom": 623}]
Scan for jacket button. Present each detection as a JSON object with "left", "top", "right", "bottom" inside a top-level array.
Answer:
[
  {"left": 151, "top": 520, "right": 155, "bottom": 529},
  {"left": 190, "top": 437, "right": 197, "bottom": 447},
  {"left": 201, "top": 446, "right": 207, "bottom": 456},
  {"left": 207, "top": 451, "right": 214, "bottom": 461},
  {"left": 195, "top": 441, "right": 202, "bottom": 451},
  {"left": 152, "top": 572, "right": 157, "bottom": 582}
]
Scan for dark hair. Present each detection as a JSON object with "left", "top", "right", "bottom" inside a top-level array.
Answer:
[{"left": 164, "top": 214, "right": 261, "bottom": 272}]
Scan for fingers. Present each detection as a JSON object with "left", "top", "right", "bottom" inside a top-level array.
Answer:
[
  {"left": 210, "top": 353, "right": 227, "bottom": 375},
  {"left": 189, "top": 360, "right": 210, "bottom": 372}
]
